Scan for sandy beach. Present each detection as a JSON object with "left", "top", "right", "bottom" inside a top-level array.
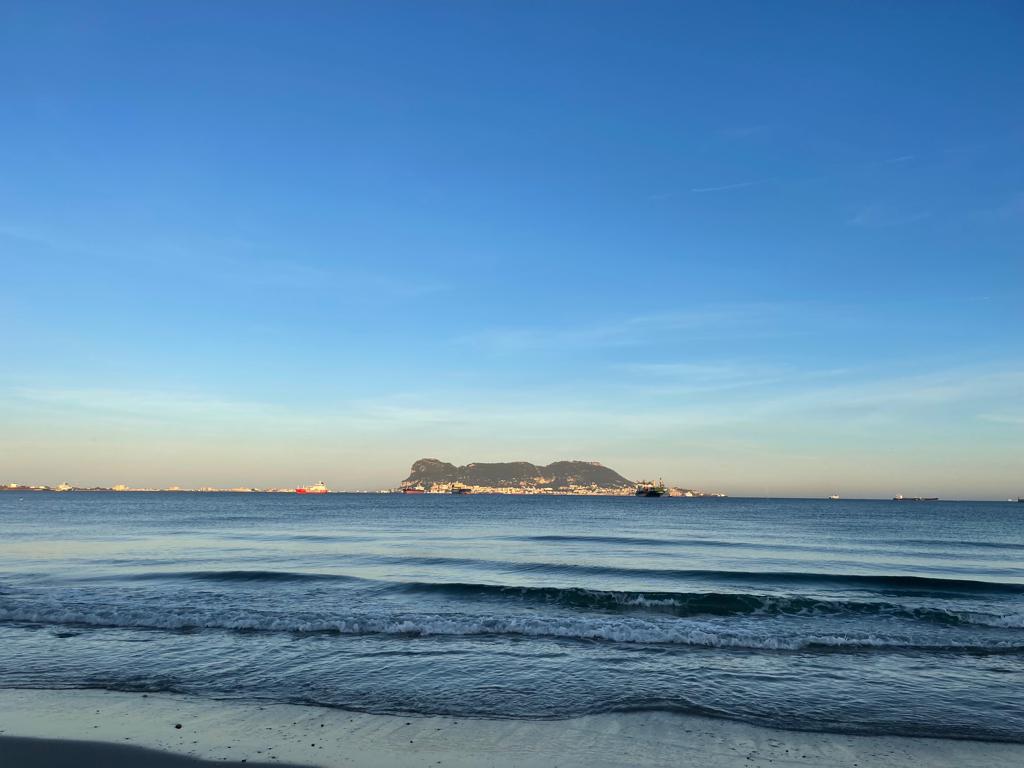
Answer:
[{"left": 1, "top": 688, "right": 1021, "bottom": 768}]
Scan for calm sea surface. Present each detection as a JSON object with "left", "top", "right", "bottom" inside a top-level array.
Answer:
[{"left": 1, "top": 493, "right": 1022, "bottom": 741}]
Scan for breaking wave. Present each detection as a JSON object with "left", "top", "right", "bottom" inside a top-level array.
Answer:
[
  {"left": 2, "top": 601, "right": 1022, "bottom": 653},
  {"left": 398, "top": 581, "right": 1024, "bottom": 627},
  {"left": 93, "top": 566, "right": 1024, "bottom": 596}
]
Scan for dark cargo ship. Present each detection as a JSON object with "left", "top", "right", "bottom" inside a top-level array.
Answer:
[{"left": 635, "top": 480, "right": 666, "bottom": 497}]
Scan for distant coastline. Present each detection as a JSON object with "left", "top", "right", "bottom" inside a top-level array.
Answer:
[
  {"left": 8, "top": 484, "right": 1016, "bottom": 501},
  {"left": 398, "top": 457, "right": 726, "bottom": 497},
  {"left": 1, "top": 483, "right": 299, "bottom": 494},
  {"left": 0, "top": 483, "right": 726, "bottom": 497},
  {"left": 2, "top": 457, "right": 729, "bottom": 497}
]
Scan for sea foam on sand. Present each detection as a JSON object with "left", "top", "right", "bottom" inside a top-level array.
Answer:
[{"left": 1, "top": 688, "right": 1022, "bottom": 768}]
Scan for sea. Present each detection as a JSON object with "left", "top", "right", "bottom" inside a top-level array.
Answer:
[{"left": 1, "top": 493, "right": 1022, "bottom": 742}]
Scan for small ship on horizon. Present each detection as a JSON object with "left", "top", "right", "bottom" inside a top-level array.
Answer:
[
  {"left": 893, "top": 494, "right": 938, "bottom": 502},
  {"left": 635, "top": 480, "right": 666, "bottom": 497},
  {"left": 295, "top": 482, "right": 329, "bottom": 495}
]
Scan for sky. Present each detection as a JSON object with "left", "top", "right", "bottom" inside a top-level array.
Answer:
[{"left": 1, "top": 1, "right": 1022, "bottom": 498}]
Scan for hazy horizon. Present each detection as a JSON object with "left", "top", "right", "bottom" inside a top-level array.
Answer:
[
  {"left": 3, "top": 2, "right": 1022, "bottom": 500},
  {"left": 5, "top": 448, "right": 1021, "bottom": 501}
]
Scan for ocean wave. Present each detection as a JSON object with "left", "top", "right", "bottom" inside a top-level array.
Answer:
[
  {"left": 398, "top": 581, "right": 1024, "bottom": 627},
  {"left": 45, "top": 569, "right": 1024, "bottom": 627},
  {"left": 104, "top": 564, "right": 1024, "bottom": 596},
  {"left": 120, "top": 570, "right": 364, "bottom": 583},
  {"left": 518, "top": 534, "right": 832, "bottom": 552},
  {"left": 899, "top": 538, "right": 1024, "bottom": 551},
  {"left": 520, "top": 534, "right": 686, "bottom": 546},
  {"left": 519, "top": 534, "right": 1024, "bottom": 558},
  {"left": 2, "top": 604, "right": 1022, "bottom": 652},
  {"left": 357, "top": 556, "right": 1024, "bottom": 594}
]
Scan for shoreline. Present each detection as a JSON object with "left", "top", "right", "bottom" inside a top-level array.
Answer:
[{"left": 2, "top": 689, "right": 1022, "bottom": 768}]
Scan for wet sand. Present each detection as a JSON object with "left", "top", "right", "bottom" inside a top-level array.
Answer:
[{"left": 1, "top": 688, "right": 1021, "bottom": 768}]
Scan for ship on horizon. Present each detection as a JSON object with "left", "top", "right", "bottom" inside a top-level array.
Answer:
[
  {"left": 635, "top": 480, "right": 666, "bottom": 497},
  {"left": 401, "top": 486, "right": 426, "bottom": 494},
  {"left": 295, "top": 481, "right": 329, "bottom": 495},
  {"left": 893, "top": 494, "right": 938, "bottom": 501}
]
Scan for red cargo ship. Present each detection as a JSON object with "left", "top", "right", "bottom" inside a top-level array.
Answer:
[{"left": 296, "top": 482, "right": 329, "bottom": 494}]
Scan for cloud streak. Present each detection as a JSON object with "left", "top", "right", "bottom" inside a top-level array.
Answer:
[
  {"left": 847, "top": 205, "right": 931, "bottom": 228},
  {"left": 690, "top": 179, "right": 768, "bottom": 193},
  {"left": 455, "top": 304, "right": 785, "bottom": 352}
]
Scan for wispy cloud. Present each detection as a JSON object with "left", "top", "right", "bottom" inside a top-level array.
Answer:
[
  {"left": 690, "top": 179, "right": 768, "bottom": 193},
  {"left": 366, "top": 363, "right": 1024, "bottom": 437},
  {"left": 972, "top": 193, "right": 1024, "bottom": 222},
  {"left": 7, "top": 384, "right": 506, "bottom": 435},
  {"left": 455, "top": 305, "right": 783, "bottom": 352},
  {"left": 0, "top": 223, "right": 40, "bottom": 242},
  {"left": 620, "top": 362, "right": 777, "bottom": 381},
  {"left": 719, "top": 124, "right": 772, "bottom": 139},
  {"left": 457, "top": 326, "right": 621, "bottom": 351},
  {"left": 216, "top": 253, "right": 450, "bottom": 296},
  {"left": 614, "top": 361, "right": 792, "bottom": 398},
  {"left": 345, "top": 398, "right": 461, "bottom": 427},
  {"left": 8, "top": 387, "right": 305, "bottom": 427},
  {"left": 0, "top": 222, "right": 92, "bottom": 254},
  {"left": 0, "top": 220, "right": 450, "bottom": 298},
  {"left": 847, "top": 204, "right": 931, "bottom": 228},
  {"left": 754, "top": 367, "right": 1024, "bottom": 419},
  {"left": 978, "top": 412, "right": 1024, "bottom": 426},
  {"left": 6, "top": 364, "right": 1023, "bottom": 480},
  {"left": 881, "top": 155, "right": 916, "bottom": 165}
]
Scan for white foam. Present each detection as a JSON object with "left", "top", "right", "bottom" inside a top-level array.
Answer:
[{"left": 2, "top": 602, "right": 1021, "bottom": 652}]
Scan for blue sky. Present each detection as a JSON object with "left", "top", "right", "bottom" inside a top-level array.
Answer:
[{"left": 2, "top": 1, "right": 1022, "bottom": 497}]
